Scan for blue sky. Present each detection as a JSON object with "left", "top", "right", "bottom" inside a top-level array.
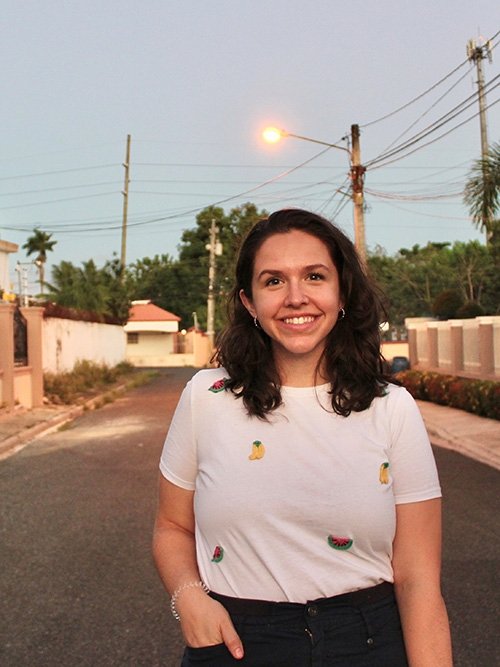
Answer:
[{"left": 1, "top": 1, "right": 499, "bottom": 292}]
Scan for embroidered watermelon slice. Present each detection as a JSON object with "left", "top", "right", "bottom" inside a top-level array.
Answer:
[
  {"left": 211, "top": 545, "right": 224, "bottom": 562},
  {"left": 328, "top": 535, "right": 353, "bottom": 550},
  {"left": 208, "top": 378, "right": 227, "bottom": 393}
]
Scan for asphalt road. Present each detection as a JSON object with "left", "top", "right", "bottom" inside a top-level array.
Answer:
[{"left": 0, "top": 367, "right": 498, "bottom": 667}]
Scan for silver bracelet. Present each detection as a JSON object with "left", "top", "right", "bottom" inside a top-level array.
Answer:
[{"left": 170, "top": 580, "right": 210, "bottom": 621}]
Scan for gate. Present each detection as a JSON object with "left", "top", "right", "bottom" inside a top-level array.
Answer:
[{"left": 14, "top": 306, "right": 28, "bottom": 366}]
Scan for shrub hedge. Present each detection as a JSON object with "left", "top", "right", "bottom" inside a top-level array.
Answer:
[{"left": 395, "top": 370, "right": 500, "bottom": 421}]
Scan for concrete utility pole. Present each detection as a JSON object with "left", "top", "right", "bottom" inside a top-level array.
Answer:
[
  {"left": 467, "top": 39, "right": 492, "bottom": 161},
  {"left": 205, "top": 219, "right": 222, "bottom": 348},
  {"left": 120, "top": 134, "right": 131, "bottom": 274},
  {"left": 350, "top": 124, "right": 367, "bottom": 263},
  {"left": 467, "top": 38, "right": 493, "bottom": 239}
]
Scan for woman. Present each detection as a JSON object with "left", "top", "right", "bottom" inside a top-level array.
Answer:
[{"left": 153, "top": 209, "right": 452, "bottom": 666}]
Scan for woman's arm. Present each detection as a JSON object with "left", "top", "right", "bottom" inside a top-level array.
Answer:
[
  {"left": 152, "top": 476, "right": 244, "bottom": 659},
  {"left": 392, "top": 498, "right": 453, "bottom": 666}
]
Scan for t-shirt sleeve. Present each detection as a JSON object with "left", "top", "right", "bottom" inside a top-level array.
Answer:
[
  {"left": 159, "top": 379, "right": 197, "bottom": 490},
  {"left": 388, "top": 387, "right": 442, "bottom": 504}
]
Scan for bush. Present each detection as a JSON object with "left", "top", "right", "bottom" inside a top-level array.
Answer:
[
  {"left": 44, "top": 360, "right": 135, "bottom": 404},
  {"left": 432, "top": 289, "right": 463, "bottom": 320},
  {"left": 455, "top": 301, "right": 485, "bottom": 319},
  {"left": 395, "top": 370, "right": 500, "bottom": 420}
]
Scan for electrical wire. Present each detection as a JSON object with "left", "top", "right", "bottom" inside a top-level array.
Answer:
[
  {"left": 366, "top": 76, "right": 500, "bottom": 168},
  {"left": 361, "top": 27, "right": 500, "bottom": 129},
  {"left": 379, "top": 66, "right": 474, "bottom": 155},
  {"left": 0, "top": 164, "right": 118, "bottom": 181},
  {"left": 368, "top": 95, "right": 500, "bottom": 172}
]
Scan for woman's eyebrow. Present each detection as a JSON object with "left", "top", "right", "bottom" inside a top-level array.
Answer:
[{"left": 256, "top": 263, "right": 331, "bottom": 280}]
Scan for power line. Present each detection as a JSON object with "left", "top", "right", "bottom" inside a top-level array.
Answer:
[
  {"left": 360, "top": 59, "right": 469, "bottom": 128},
  {"left": 367, "top": 95, "right": 500, "bottom": 172},
  {"left": 361, "top": 27, "right": 500, "bottom": 129},
  {"left": 0, "top": 164, "right": 118, "bottom": 182},
  {"left": 366, "top": 76, "right": 500, "bottom": 168}
]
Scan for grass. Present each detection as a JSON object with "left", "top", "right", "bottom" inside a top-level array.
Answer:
[{"left": 44, "top": 360, "right": 158, "bottom": 405}]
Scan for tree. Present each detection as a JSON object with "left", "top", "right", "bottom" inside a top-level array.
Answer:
[
  {"left": 22, "top": 228, "right": 57, "bottom": 294},
  {"left": 464, "top": 142, "right": 500, "bottom": 244},
  {"left": 128, "top": 203, "right": 268, "bottom": 330},
  {"left": 45, "top": 256, "right": 131, "bottom": 323}
]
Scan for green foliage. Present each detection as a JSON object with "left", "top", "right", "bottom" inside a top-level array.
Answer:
[
  {"left": 464, "top": 141, "right": 500, "bottom": 237},
  {"left": 22, "top": 228, "right": 57, "bottom": 294},
  {"left": 432, "top": 289, "right": 463, "bottom": 320},
  {"left": 127, "top": 202, "right": 267, "bottom": 329},
  {"left": 396, "top": 370, "right": 500, "bottom": 420},
  {"left": 368, "top": 239, "right": 498, "bottom": 325},
  {"left": 455, "top": 302, "right": 485, "bottom": 319},
  {"left": 46, "top": 256, "right": 131, "bottom": 323}
]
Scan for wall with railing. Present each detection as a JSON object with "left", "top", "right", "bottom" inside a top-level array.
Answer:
[
  {"left": 406, "top": 316, "right": 500, "bottom": 380},
  {"left": 0, "top": 304, "right": 126, "bottom": 409}
]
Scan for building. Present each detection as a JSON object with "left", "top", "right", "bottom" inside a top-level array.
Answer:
[{"left": 124, "top": 300, "right": 212, "bottom": 367}]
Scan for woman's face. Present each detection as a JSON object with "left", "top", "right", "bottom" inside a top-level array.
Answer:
[{"left": 240, "top": 229, "right": 343, "bottom": 375}]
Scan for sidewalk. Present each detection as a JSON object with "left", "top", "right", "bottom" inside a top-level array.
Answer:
[
  {"left": 416, "top": 400, "right": 500, "bottom": 471},
  {"left": 0, "top": 393, "right": 499, "bottom": 470},
  {"left": 0, "top": 387, "right": 128, "bottom": 461}
]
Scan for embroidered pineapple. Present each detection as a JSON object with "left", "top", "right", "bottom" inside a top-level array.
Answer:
[{"left": 248, "top": 440, "right": 265, "bottom": 460}]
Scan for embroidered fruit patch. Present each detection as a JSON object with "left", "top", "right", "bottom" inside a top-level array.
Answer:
[
  {"left": 211, "top": 546, "right": 224, "bottom": 562},
  {"left": 379, "top": 462, "right": 390, "bottom": 484},
  {"left": 208, "top": 378, "right": 227, "bottom": 393},
  {"left": 328, "top": 535, "right": 353, "bottom": 550},
  {"left": 248, "top": 440, "right": 265, "bottom": 460}
]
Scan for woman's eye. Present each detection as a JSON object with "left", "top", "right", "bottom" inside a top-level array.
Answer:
[
  {"left": 308, "top": 273, "right": 324, "bottom": 281},
  {"left": 265, "top": 277, "right": 281, "bottom": 287}
]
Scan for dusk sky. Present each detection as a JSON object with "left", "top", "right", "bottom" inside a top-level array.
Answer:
[{"left": 1, "top": 1, "right": 499, "bottom": 292}]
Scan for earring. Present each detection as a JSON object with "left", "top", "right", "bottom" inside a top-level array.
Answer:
[
  {"left": 338, "top": 308, "right": 346, "bottom": 320},
  {"left": 253, "top": 317, "right": 261, "bottom": 329}
]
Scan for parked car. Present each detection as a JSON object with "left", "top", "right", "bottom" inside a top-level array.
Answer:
[{"left": 390, "top": 356, "right": 410, "bottom": 373}]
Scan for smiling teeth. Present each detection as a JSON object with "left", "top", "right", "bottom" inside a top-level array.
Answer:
[{"left": 284, "top": 316, "right": 315, "bottom": 325}]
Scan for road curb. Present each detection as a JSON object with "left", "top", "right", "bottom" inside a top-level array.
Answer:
[
  {"left": 424, "top": 423, "right": 500, "bottom": 471},
  {"left": 0, "top": 382, "right": 130, "bottom": 461}
]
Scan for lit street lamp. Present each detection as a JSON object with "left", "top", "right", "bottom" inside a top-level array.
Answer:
[{"left": 262, "top": 125, "right": 366, "bottom": 262}]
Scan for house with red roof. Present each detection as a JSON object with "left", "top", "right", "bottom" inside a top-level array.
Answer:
[{"left": 124, "top": 300, "right": 211, "bottom": 367}]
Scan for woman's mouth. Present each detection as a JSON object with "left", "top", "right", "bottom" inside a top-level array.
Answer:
[{"left": 282, "top": 316, "right": 316, "bottom": 325}]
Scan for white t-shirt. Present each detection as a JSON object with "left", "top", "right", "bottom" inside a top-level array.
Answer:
[{"left": 160, "top": 368, "right": 441, "bottom": 603}]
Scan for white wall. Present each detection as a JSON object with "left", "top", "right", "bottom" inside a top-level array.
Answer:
[{"left": 43, "top": 317, "right": 126, "bottom": 372}]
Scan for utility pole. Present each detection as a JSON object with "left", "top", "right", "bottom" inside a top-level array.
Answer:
[
  {"left": 350, "top": 124, "right": 367, "bottom": 263},
  {"left": 467, "top": 38, "right": 493, "bottom": 239},
  {"left": 120, "top": 134, "right": 131, "bottom": 275},
  {"left": 206, "top": 219, "right": 222, "bottom": 348}
]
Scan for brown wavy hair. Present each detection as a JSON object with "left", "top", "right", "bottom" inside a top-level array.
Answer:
[{"left": 214, "top": 208, "right": 390, "bottom": 418}]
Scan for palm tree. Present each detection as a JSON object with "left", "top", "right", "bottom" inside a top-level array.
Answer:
[
  {"left": 464, "top": 142, "right": 500, "bottom": 244},
  {"left": 22, "top": 228, "right": 57, "bottom": 295}
]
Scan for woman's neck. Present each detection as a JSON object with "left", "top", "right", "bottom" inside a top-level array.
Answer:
[{"left": 276, "top": 354, "right": 327, "bottom": 388}]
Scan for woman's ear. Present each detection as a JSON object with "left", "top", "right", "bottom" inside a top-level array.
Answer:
[{"left": 239, "top": 289, "right": 256, "bottom": 318}]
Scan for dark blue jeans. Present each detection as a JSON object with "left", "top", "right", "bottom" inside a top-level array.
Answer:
[{"left": 181, "top": 584, "right": 408, "bottom": 666}]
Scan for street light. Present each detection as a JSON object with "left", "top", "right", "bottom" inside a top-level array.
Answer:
[
  {"left": 262, "top": 127, "right": 351, "bottom": 156},
  {"left": 261, "top": 125, "right": 366, "bottom": 262}
]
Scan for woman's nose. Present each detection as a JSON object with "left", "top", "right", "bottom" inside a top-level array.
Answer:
[{"left": 284, "top": 282, "right": 309, "bottom": 307}]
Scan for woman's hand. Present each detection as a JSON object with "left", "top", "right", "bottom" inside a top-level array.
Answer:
[{"left": 178, "top": 588, "right": 244, "bottom": 660}]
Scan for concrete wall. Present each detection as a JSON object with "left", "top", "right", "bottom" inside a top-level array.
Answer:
[
  {"left": 406, "top": 316, "right": 500, "bottom": 380},
  {"left": 1, "top": 307, "right": 128, "bottom": 409},
  {"left": 43, "top": 316, "right": 126, "bottom": 373},
  {"left": 0, "top": 304, "right": 44, "bottom": 409}
]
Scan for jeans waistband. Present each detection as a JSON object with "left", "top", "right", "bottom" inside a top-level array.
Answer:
[{"left": 209, "top": 581, "right": 394, "bottom": 617}]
